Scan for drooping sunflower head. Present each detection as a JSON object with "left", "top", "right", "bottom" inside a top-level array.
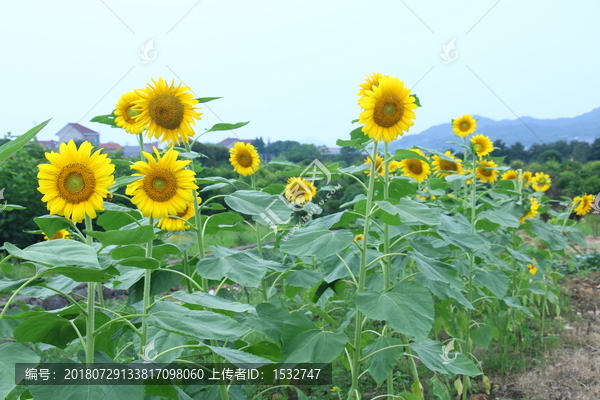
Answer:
[
  {"left": 284, "top": 177, "right": 317, "bottom": 206},
  {"left": 157, "top": 197, "right": 201, "bottom": 231},
  {"left": 400, "top": 149, "right": 430, "bottom": 182},
  {"left": 125, "top": 147, "right": 198, "bottom": 219},
  {"left": 501, "top": 169, "right": 517, "bottom": 181},
  {"left": 530, "top": 172, "right": 552, "bottom": 192},
  {"left": 358, "top": 76, "right": 418, "bottom": 143},
  {"left": 573, "top": 194, "right": 594, "bottom": 216},
  {"left": 133, "top": 78, "right": 202, "bottom": 144},
  {"left": 476, "top": 160, "right": 499, "bottom": 184},
  {"left": 432, "top": 151, "right": 464, "bottom": 177},
  {"left": 43, "top": 229, "right": 71, "bottom": 241},
  {"left": 363, "top": 154, "right": 385, "bottom": 176},
  {"left": 229, "top": 142, "right": 260, "bottom": 176},
  {"left": 357, "top": 72, "right": 388, "bottom": 98},
  {"left": 37, "top": 140, "right": 115, "bottom": 223},
  {"left": 452, "top": 114, "right": 477, "bottom": 138},
  {"left": 114, "top": 91, "right": 145, "bottom": 134},
  {"left": 470, "top": 134, "right": 494, "bottom": 157},
  {"left": 519, "top": 197, "right": 541, "bottom": 223}
]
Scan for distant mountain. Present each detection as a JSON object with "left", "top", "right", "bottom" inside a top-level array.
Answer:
[{"left": 389, "top": 107, "right": 600, "bottom": 152}]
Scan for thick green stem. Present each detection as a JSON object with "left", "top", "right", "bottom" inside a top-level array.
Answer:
[
  {"left": 84, "top": 215, "right": 95, "bottom": 364},
  {"left": 348, "top": 142, "right": 378, "bottom": 400},
  {"left": 140, "top": 217, "right": 154, "bottom": 357}
]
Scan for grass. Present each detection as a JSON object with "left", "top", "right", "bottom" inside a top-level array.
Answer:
[{"left": 203, "top": 223, "right": 260, "bottom": 249}]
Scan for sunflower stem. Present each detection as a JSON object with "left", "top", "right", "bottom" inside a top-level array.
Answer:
[
  {"left": 182, "top": 250, "right": 193, "bottom": 294},
  {"left": 348, "top": 141, "right": 378, "bottom": 400},
  {"left": 252, "top": 174, "right": 268, "bottom": 302},
  {"left": 140, "top": 217, "right": 154, "bottom": 359},
  {"left": 84, "top": 215, "right": 96, "bottom": 364}
]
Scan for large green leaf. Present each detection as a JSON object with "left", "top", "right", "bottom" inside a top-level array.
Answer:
[
  {"left": 117, "top": 256, "right": 159, "bottom": 270},
  {"left": 4, "top": 240, "right": 99, "bottom": 269},
  {"left": 33, "top": 215, "right": 75, "bottom": 239},
  {"left": 356, "top": 282, "right": 434, "bottom": 342},
  {"left": 202, "top": 212, "right": 246, "bottom": 235},
  {"left": 411, "top": 338, "right": 481, "bottom": 376},
  {"left": 20, "top": 275, "right": 78, "bottom": 299},
  {"left": 206, "top": 345, "right": 274, "bottom": 367},
  {"left": 172, "top": 290, "right": 256, "bottom": 314},
  {"left": 377, "top": 199, "right": 442, "bottom": 225},
  {"left": 393, "top": 149, "right": 430, "bottom": 163},
  {"left": 409, "top": 251, "right": 462, "bottom": 288},
  {"left": 147, "top": 301, "right": 250, "bottom": 340},
  {"left": 0, "top": 277, "right": 46, "bottom": 293},
  {"left": 205, "top": 121, "right": 249, "bottom": 133},
  {"left": 477, "top": 210, "right": 520, "bottom": 229},
  {"left": 474, "top": 269, "right": 509, "bottom": 299},
  {"left": 13, "top": 313, "right": 84, "bottom": 348},
  {"left": 0, "top": 343, "right": 40, "bottom": 399},
  {"left": 84, "top": 225, "right": 155, "bottom": 246},
  {"left": 282, "top": 329, "right": 348, "bottom": 363},
  {"left": 0, "top": 119, "right": 50, "bottom": 164},
  {"left": 364, "top": 336, "right": 405, "bottom": 385},
  {"left": 224, "top": 190, "right": 293, "bottom": 223},
  {"left": 280, "top": 223, "right": 353, "bottom": 259}
]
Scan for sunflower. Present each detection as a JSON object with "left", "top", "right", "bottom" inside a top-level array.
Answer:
[
  {"left": 501, "top": 169, "right": 517, "bottom": 180},
  {"left": 519, "top": 197, "right": 541, "bottom": 223},
  {"left": 476, "top": 160, "right": 499, "bottom": 184},
  {"left": 452, "top": 114, "right": 477, "bottom": 137},
  {"left": 37, "top": 140, "right": 115, "bottom": 223},
  {"left": 157, "top": 197, "right": 201, "bottom": 231},
  {"left": 573, "top": 194, "right": 594, "bottom": 216},
  {"left": 363, "top": 154, "right": 384, "bottom": 176},
  {"left": 357, "top": 72, "right": 388, "bottom": 98},
  {"left": 133, "top": 78, "right": 202, "bottom": 144},
  {"left": 470, "top": 134, "right": 494, "bottom": 157},
  {"left": 388, "top": 160, "right": 402, "bottom": 174},
  {"left": 284, "top": 177, "right": 317, "bottom": 206},
  {"left": 353, "top": 234, "right": 364, "bottom": 243},
  {"left": 527, "top": 264, "right": 538, "bottom": 275},
  {"left": 432, "top": 151, "right": 464, "bottom": 177},
  {"left": 400, "top": 149, "right": 430, "bottom": 182},
  {"left": 114, "top": 91, "right": 145, "bottom": 134},
  {"left": 125, "top": 147, "right": 198, "bottom": 219},
  {"left": 530, "top": 172, "right": 552, "bottom": 192},
  {"left": 358, "top": 76, "right": 418, "bottom": 142},
  {"left": 229, "top": 142, "right": 260, "bottom": 176},
  {"left": 522, "top": 171, "right": 533, "bottom": 187},
  {"left": 43, "top": 229, "right": 71, "bottom": 241}
]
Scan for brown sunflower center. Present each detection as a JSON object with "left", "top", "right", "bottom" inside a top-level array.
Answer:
[
  {"left": 56, "top": 163, "right": 96, "bottom": 204},
  {"left": 237, "top": 152, "right": 253, "bottom": 168},
  {"left": 148, "top": 94, "right": 184, "bottom": 130},
  {"left": 439, "top": 159, "right": 458, "bottom": 172},
  {"left": 479, "top": 166, "right": 493, "bottom": 177},
  {"left": 373, "top": 94, "right": 405, "bottom": 128},
  {"left": 143, "top": 168, "right": 178, "bottom": 202},
  {"left": 408, "top": 160, "right": 423, "bottom": 174},
  {"left": 461, "top": 122, "right": 470, "bottom": 131}
]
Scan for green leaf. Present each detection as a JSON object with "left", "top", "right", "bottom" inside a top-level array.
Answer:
[
  {"left": 108, "top": 175, "right": 143, "bottom": 192},
  {"left": 364, "top": 336, "right": 405, "bottom": 385},
  {"left": 13, "top": 313, "right": 84, "bottom": 348},
  {"left": 203, "top": 212, "right": 246, "bottom": 235},
  {"left": 147, "top": 301, "right": 250, "bottom": 340},
  {"left": 205, "top": 121, "right": 249, "bottom": 133},
  {"left": 336, "top": 126, "right": 370, "bottom": 147},
  {"left": 1, "top": 204, "right": 25, "bottom": 211},
  {"left": 286, "top": 270, "right": 323, "bottom": 288},
  {"left": 0, "top": 119, "right": 51, "bottom": 164},
  {"left": 356, "top": 282, "right": 434, "bottom": 342},
  {"left": 472, "top": 325, "right": 493, "bottom": 349},
  {"left": 117, "top": 256, "right": 159, "bottom": 270},
  {"left": 411, "top": 339, "right": 481, "bottom": 376},
  {"left": 90, "top": 112, "right": 118, "bottom": 128},
  {"left": 282, "top": 329, "right": 348, "bottom": 363},
  {"left": 477, "top": 210, "right": 520, "bottom": 229},
  {"left": 20, "top": 275, "right": 78, "bottom": 300},
  {"left": 280, "top": 223, "right": 353, "bottom": 259},
  {"left": 152, "top": 244, "right": 180, "bottom": 260},
  {"left": 393, "top": 149, "right": 430, "bottom": 163},
  {"left": 504, "top": 296, "right": 533, "bottom": 317},
  {"left": 163, "top": 230, "right": 197, "bottom": 251},
  {"left": 4, "top": 241, "right": 99, "bottom": 269},
  {"left": 33, "top": 215, "right": 75, "bottom": 239},
  {"left": 474, "top": 269, "right": 509, "bottom": 299},
  {"left": 196, "top": 97, "right": 222, "bottom": 103},
  {"left": 206, "top": 345, "right": 274, "bottom": 367},
  {"left": 0, "top": 343, "right": 40, "bottom": 399},
  {"left": 97, "top": 210, "right": 140, "bottom": 231},
  {"left": 430, "top": 375, "right": 452, "bottom": 400},
  {"left": 171, "top": 290, "right": 256, "bottom": 314},
  {"left": 267, "top": 160, "right": 301, "bottom": 168},
  {"left": 225, "top": 190, "right": 293, "bottom": 222},
  {"left": 111, "top": 245, "right": 145, "bottom": 260},
  {"left": 376, "top": 199, "right": 442, "bottom": 225},
  {"left": 0, "top": 277, "right": 46, "bottom": 293},
  {"left": 84, "top": 225, "right": 155, "bottom": 246},
  {"left": 412, "top": 93, "right": 422, "bottom": 107},
  {"left": 410, "top": 251, "right": 462, "bottom": 288}
]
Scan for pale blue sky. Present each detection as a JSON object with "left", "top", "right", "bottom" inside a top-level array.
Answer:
[{"left": 1, "top": 1, "right": 598, "bottom": 147}]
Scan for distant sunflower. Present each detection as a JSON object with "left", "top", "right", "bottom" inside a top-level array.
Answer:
[
  {"left": 573, "top": 194, "right": 594, "bottom": 216},
  {"left": 432, "top": 151, "right": 464, "bottom": 177},
  {"left": 358, "top": 76, "right": 418, "bottom": 142},
  {"left": 400, "top": 149, "right": 430, "bottom": 182},
  {"left": 357, "top": 72, "right": 388, "bottom": 98},
  {"left": 476, "top": 160, "right": 499, "bottom": 184},
  {"left": 229, "top": 142, "right": 260, "bottom": 176},
  {"left": 353, "top": 234, "right": 364, "bottom": 243},
  {"left": 37, "top": 140, "right": 115, "bottom": 223},
  {"left": 527, "top": 264, "right": 538, "bottom": 275},
  {"left": 125, "top": 147, "right": 198, "bottom": 219},
  {"left": 388, "top": 160, "right": 402, "bottom": 174},
  {"left": 470, "top": 134, "right": 494, "bottom": 157},
  {"left": 363, "top": 154, "right": 384, "bottom": 176},
  {"left": 133, "top": 78, "right": 202, "bottom": 144},
  {"left": 157, "top": 197, "right": 201, "bottom": 231},
  {"left": 114, "top": 91, "right": 145, "bottom": 134},
  {"left": 452, "top": 114, "right": 477, "bottom": 137},
  {"left": 530, "top": 172, "right": 552, "bottom": 192},
  {"left": 501, "top": 169, "right": 517, "bottom": 180},
  {"left": 522, "top": 171, "right": 533, "bottom": 186},
  {"left": 43, "top": 229, "right": 70, "bottom": 241},
  {"left": 285, "top": 177, "right": 317, "bottom": 206},
  {"left": 519, "top": 197, "right": 541, "bottom": 223}
]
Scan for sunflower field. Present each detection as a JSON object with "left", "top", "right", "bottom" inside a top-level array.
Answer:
[{"left": 0, "top": 74, "right": 595, "bottom": 400}]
